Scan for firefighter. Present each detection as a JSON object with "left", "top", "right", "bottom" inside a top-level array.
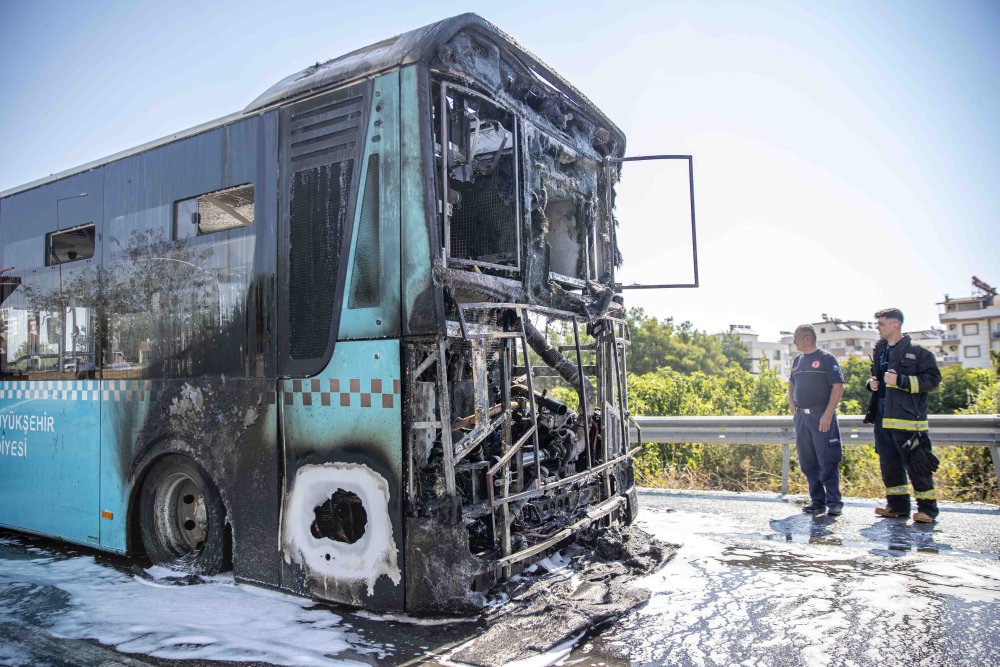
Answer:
[{"left": 864, "top": 307, "right": 942, "bottom": 523}]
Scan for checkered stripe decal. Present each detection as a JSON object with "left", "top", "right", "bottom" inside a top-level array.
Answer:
[
  {"left": 0, "top": 380, "right": 101, "bottom": 401},
  {"left": 0, "top": 380, "right": 168, "bottom": 403},
  {"left": 282, "top": 378, "right": 401, "bottom": 408}
]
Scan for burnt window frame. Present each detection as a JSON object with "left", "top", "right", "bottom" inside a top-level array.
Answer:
[
  {"left": 603, "top": 155, "right": 700, "bottom": 291},
  {"left": 45, "top": 223, "right": 96, "bottom": 266},
  {"left": 437, "top": 80, "right": 522, "bottom": 276},
  {"left": 532, "top": 129, "right": 595, "bottom": 290}
]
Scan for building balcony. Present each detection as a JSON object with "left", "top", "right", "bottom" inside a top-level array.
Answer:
[
  {"left": 939, "top": 306, "right": 1000, "bottom": 322},
  {"left": 942, "top": 333, "right": 960, "bottom": 341},
  {"left": 940, "top": 355, "right": 961, "bottom": 364}
]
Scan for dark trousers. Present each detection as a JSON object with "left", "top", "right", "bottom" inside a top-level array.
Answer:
[
  {"left": 873, "top": 400, "right": 938, "bottom": 517},
  {"left": 793, "top": 410, "right": 843, "bottom": 508}
]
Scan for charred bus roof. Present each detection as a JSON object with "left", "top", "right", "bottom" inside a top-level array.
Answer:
[
  {"left": 1, "top": 13, "right": 623, "bottom": 200},
  {"left": 245, "top": 14, "right": 623, "bottom": 142}
]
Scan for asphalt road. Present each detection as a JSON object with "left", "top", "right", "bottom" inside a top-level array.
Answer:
[{"left": 2, "top": 490, "right": 999, "bottom": 667}]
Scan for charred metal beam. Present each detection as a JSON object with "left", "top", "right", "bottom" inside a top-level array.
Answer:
[{"left": 522, "top": 318, "right": 595, "bottom": 409}]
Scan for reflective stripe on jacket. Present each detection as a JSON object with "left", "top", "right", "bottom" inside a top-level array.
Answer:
[{"left": 866, "top": 336, "right": 941, "bottom": 431}]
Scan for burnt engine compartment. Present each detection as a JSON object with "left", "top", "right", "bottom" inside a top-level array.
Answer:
[{"left": 403, "top": 308, "right": 636, "bottom": 613}]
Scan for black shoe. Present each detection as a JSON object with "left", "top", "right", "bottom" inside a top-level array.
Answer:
[
  {"left": 802, "top": 503, "right": 827, "bottom": 514},
  {"left": 827, "top": 505, "right": 843, "bottom": 516}
]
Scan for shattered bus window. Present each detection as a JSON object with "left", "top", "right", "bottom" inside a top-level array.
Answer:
[{"left": 437, "top": 86, "right": 521, "bottom": 273}]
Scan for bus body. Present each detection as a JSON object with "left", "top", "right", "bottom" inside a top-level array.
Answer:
[{"left": 0, "top": 14, "right": 645, "bottom": 613}]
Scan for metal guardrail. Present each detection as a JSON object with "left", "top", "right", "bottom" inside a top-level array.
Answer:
[{"left": 630, "top": 414, "right": 1000, "bottom": 495}]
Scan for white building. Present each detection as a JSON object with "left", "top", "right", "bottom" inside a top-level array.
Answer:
[
  {"left": 716, "top": 325, "right": 795, "bottom": 379},
  {"left": 906, "top": 329, "right": 951, "bottom": 366},
  {"left": 937, "top": 278, "right": 1000, "bottom": 370},
  {"left": 810, "top": 317, "right": 881, "bottom": 364}
]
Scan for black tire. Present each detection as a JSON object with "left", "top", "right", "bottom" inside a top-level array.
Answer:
[{"left": 139, "top": 454, "right": 229, "bottom": 574}]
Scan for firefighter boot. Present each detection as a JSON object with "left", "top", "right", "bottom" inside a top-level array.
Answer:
[{"left": 874, "top": 507, "right": 908, "bottom": 518}]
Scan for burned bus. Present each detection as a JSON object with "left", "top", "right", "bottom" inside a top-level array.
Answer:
[{"left": 0, "top": 14, "right": 694, "bottom": 613}]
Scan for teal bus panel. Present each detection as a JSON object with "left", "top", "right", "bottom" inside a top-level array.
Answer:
[
  {"left": 339, "top": 71, "right": 402, "bottom": 341},
  {"left": 0, "top": 380, "right": 101, "bottom": 545},
  {"left": 279, "top": 338, "right": 404, "bottom": 610}
]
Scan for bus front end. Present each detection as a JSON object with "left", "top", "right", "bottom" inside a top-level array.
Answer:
[{"left": 402, "top": 21, "right": 637, "bottom": 613}]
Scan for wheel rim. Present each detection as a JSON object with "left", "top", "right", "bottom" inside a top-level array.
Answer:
[{"left": 152, "top": 471, "right": 208, "bottom": 558}]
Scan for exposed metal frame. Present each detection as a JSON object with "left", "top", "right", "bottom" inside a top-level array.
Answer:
[
  {"left": 604, "top": 154, "right": 699, "bottom": 290},
  {"left": 441, "top": 301, "right": 634, "bottom": 566}
]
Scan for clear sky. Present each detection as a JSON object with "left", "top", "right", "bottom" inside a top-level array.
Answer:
[{"left": 2, "top": 0, "right": 997, "bottom": 340}]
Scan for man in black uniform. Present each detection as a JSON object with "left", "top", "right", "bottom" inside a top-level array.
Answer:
[
  {"left": 788, "top": 324, "right": 845, "bottom": 515},
  {"left": 864, "top": 307, "right": 942, "bottom": 523}
]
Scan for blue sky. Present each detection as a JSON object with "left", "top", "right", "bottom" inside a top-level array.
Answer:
[{"left": 1, "top": 0, "right": 997, "bottom": 339}]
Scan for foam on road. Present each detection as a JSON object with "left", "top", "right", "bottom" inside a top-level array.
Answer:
[{"left": 2, "top": 491, "right": 999, "bottom": 666}]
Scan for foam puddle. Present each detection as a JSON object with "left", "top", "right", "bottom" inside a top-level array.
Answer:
[
  {"left": 587, "top": 507, "right": 1000, "bottom": 666},
  {"left": 0, "top": 548, "right": 378, "bottom": 666}
]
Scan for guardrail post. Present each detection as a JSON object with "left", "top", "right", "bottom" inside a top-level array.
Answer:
[
  {"left": 991, "top": 446, "right": 1000, "bottom": 493},
  {"left": 781, "top": 442, "right": 789, "bottom": 496}
]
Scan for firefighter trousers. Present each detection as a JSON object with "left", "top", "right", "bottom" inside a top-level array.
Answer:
[{"left": 873, "top": 401, "right": 938, "bottom": 517}]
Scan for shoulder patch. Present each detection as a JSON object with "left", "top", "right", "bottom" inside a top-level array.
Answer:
[{"left": 905, "top": 353, "right": 916, "bottom": 359}]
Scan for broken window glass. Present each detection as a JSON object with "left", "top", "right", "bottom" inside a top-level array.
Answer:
[
  {"left": 175, "top": 184, "right": 254, "bottom": 239},
  {"left": 437, "top": 84, "right": 520, "bottom": 272}
]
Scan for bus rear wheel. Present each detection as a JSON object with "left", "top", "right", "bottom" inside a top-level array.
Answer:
[{"left": 139, "top": 455, "right": 229, "bottom": 574}]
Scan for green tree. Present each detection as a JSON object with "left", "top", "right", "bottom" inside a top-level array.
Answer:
[
  {"left": 626, "top": 308, "right": 749, "bottom": 376},
  {"left": 838, "top": 355, "right": 872, "bottom": 414},
  {"left": 928, "top": 366, "right": 993, "bottom": 414},
  {"left": 628, "top": 364, "right": 785, "bottom": 417},
  {"left": 959, "top": 354, "right": 1000, "bottom": 415},
  {"left": 719, "top": 332, "right": 753, "bottom": 371}
]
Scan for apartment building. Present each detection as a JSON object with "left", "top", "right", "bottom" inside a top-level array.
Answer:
[
  {"left": 811, "top": 316, "right": 881, "bottom": 363},
  {"left": 937, "top": 278, "right": 1000, "bottom": 370},
  {"left": 719, "top": 319, "right": 885, "bottom": 381},
  {"left": 717, "top": 325, "right": 796, "bottom": 379},
  {"left": 907, "top": 329, "right": 950, "bottom": 366}
]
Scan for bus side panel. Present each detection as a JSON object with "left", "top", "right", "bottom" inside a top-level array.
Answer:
[
  {"left": 95, "top": 114, "right": 284, "bottom": 590},
  {"left": 279, "top": 340, "right": 404, "bottom": 611},
  {"left": 276, "top": 73, "right": 404, "bottom": 610},
  {"left": 339, "top": 71, "right": 401, "bottom": 340},
  {"left": 99, "top": 379, "right": 279, "bottom": 564},
  {"left": 98, "top": 391, "right": 150, "bottom": 552},
  {"left": 0, "top": 168, "right": 105, "bottom": 547},
  {"left": 0, "top": 386, "right": 102, "bottom": 545},
  {"left": 400, "top": 65, "right": 444, "bottom": 337}
]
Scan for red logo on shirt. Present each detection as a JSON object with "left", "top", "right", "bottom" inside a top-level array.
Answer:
[{"left": 811, "top": 360, "right": 821, "bottom": 369}]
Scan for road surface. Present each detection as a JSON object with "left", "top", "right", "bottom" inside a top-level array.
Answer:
[{"left": 2, "top": 490, "right": 998, "bottom": 666}]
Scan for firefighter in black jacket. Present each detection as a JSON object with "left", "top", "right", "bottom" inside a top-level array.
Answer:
[{"left": 864, "top": 307, "right": 942, "bottom": 522}]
